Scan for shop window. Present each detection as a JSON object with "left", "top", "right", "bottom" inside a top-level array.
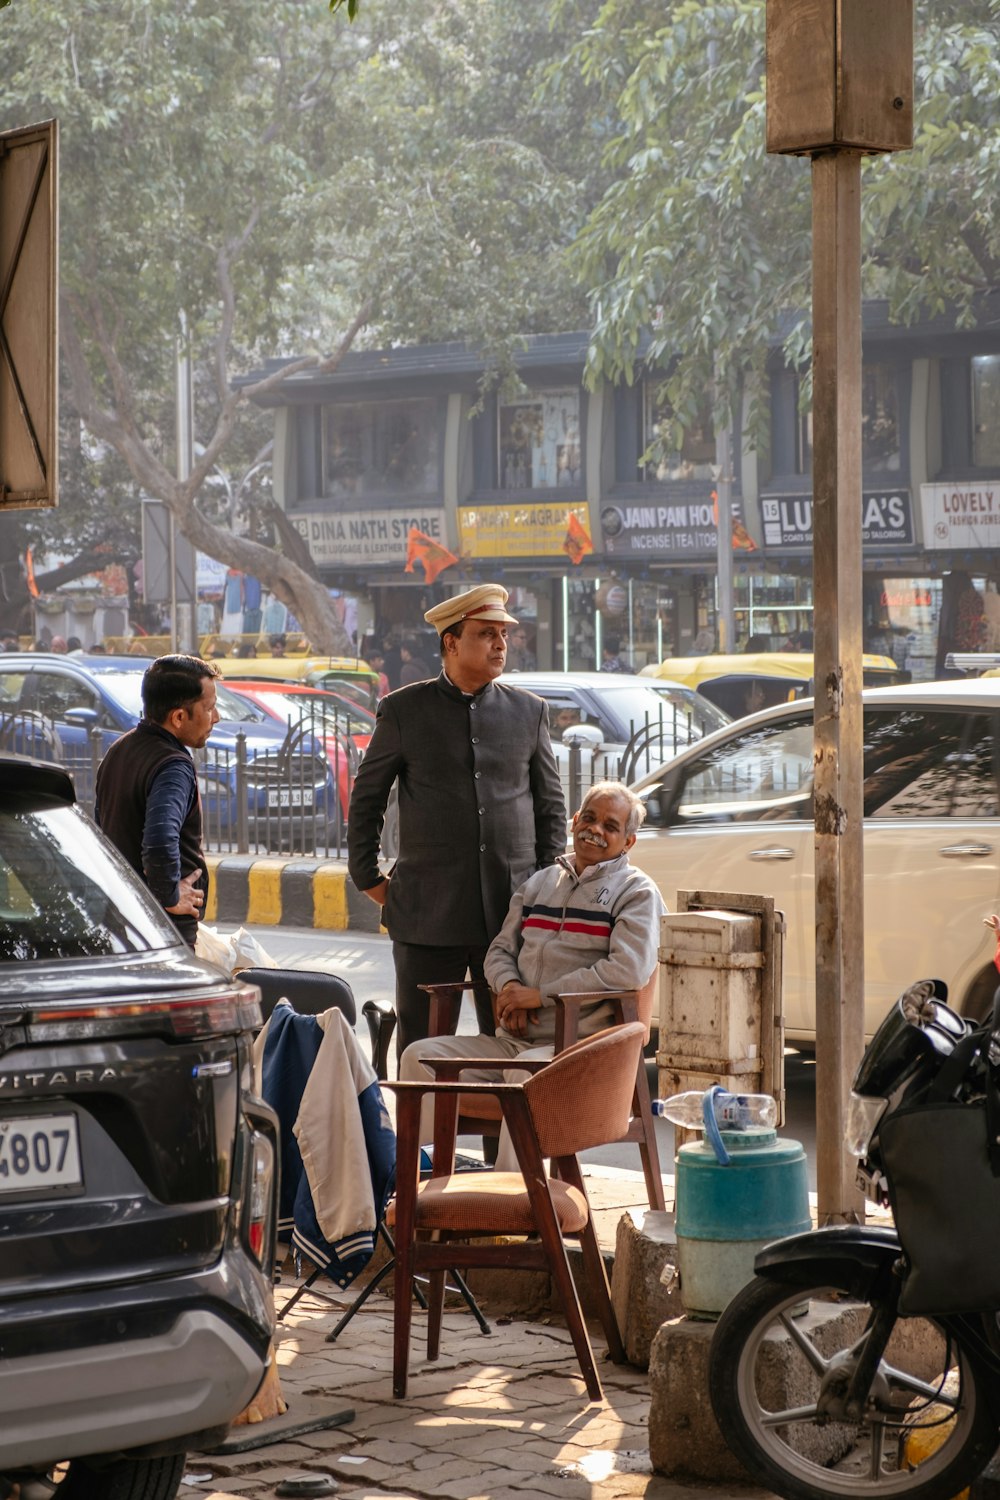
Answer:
[
  {"left": 642, "top": 385, "right": 716, "bottom": 481},
  {"left": 498, "top": 391, "right": 581, "bottom": 490},
  {"left": 972, "top": 356, "right": 1000, "bottom": 469},
  {"left": 771, "top": 363, "right": 903, "bottom": 478},
  {"left": 322, "top": 399, "right": 440, "bottom": 499},
  {"left": 768, "top": 369, "right": 812, "bottom": 477},
  {"left": 862, "top": 364, "right": 901, "bottom": 472},
  {"left": 792, "top": 378, "right": 812, "bottom": 475}
]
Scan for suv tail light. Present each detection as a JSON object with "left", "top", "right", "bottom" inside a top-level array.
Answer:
[
  {"left": 244, "top": 1129, "right": 276, "bottom": 1268},
  {"left": 26, "top": 985, "right": 263, "bottom": 1042}
]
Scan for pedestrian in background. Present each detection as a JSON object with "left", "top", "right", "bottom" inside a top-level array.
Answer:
[
  {"left": 507, "top": 624, "right": 536, "bottom": 671},
  {"left": 398, "top": 638, "right": 433, "bottom": 686},
  {"left": 600, "top": 637, "right": 627, "bottom": 672},
  {"left": 95, "top": 654, "right": 220, "bottom": 949},
  {"left": 347, "top": 583, "right": 566, "bottom": 1057},
  {"left": 367, "top": 649, "right": 391, "bottom": 699}
]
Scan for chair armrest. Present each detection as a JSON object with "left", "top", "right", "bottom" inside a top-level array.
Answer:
[
  {"left": 418, "top": 981, "right": 491, "bottom": 1036},
  {"left": 385, "top": 1080, "right": 522, "bottom": 1096},
  {"left": 423, "top": 1056, "right": 554, "bottom": 1078},
  {"left": 363, "top": 996, "right": 396, "bottom": 1015},
  {"left": 361, "top": 998, "right": 397, "bottom": 1081},
  {"left": 548, "top": 989, "right": 644, "bottom": 1049}
]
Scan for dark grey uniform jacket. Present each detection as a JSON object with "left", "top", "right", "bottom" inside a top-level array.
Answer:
[{"left": 347, "top": 673, "right": 567, "bottom": 947}]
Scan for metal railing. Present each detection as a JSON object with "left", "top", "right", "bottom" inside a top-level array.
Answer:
[
  {"left": 0, "top": 709, "right": 350, "bottom": 859},
  {"left": 561, "top": 704, "right": 710, "bottom": 809}
]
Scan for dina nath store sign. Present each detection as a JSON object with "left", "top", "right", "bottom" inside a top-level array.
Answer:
[
  {"left": 760, "top": 490, "right": 914, "bottom": 551},
  {"left": 292, "top": 506, "right": 447, "bottom": 566}
]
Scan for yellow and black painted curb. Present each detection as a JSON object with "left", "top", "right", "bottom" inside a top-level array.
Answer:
[{"left": 203, "top": 855, "right": 381, "bottom": 933}]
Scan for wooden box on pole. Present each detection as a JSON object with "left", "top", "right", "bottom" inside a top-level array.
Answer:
[
  {"left": 764, "top": 0, "right": 913, "bottom": 1224},
  {"left": 766, "top": 0, "right": 913, "bottom": 155}
]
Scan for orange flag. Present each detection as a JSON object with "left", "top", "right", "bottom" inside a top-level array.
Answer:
[
  {"left": 404, "top": 528, "right": 459, "bottom": 585},
  {"left": 731, "top": 518, "right": 758, "bottom": 552},
  {"left": 711, "top": 491, "right": 757, "bottom": 551},
  {"left": 562, "top": 512, "right": 594, "bottom": 566},
  {"left": 24, "top": 547, "right": 39, "bottom": 598}
]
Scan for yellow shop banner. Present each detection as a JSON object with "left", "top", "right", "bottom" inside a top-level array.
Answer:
[{"left": 457, "top": 502, "right": 592, "bottom": 559}]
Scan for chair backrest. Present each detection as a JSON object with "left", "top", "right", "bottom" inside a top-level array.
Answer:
[
  {"left": 237, "top": 966, "right": 357, "bottom": 1027},
  {"left": 523, "top": 1021, "right": 645, "bottom": 1159}
]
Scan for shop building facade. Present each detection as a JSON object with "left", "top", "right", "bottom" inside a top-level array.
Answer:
[{"left": 246, "top": 297, "right": 1000, "bottom": 677}]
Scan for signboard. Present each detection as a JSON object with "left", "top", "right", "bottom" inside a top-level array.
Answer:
[
  {"left": 292, "top": 506, "right": 448, "bottom": 567},
  {"left": 0, "top": 120, "right": 58, "bottom": 508},
  {"left": 141, "top": 500, "right": 195, "bottom": 604},
  {"left": 759, "top": 489, "right": 914, "bottom": 550},
  {"left": 599, "top": 496, "right": 744, "bottom": 559},
  {"left": 457, "top": 501, "right": 590, "bottom": 559},
  {"left": 920, "top": 482, "right": 1000, "bottom": 551}
]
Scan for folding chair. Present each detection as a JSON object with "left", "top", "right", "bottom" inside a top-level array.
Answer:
[
  {"left": 238, "top": 964, "right": 396, "bottom": 1081},
  {"left": 249, "top": 990, "right": 488, "bottom": 1336}
]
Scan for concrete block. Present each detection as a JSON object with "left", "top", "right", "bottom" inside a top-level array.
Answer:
[
  {"left": 648, "top": 1304, "right": 865, "bottom": 1481},
  {"left": 610, "top": 1208, "right": 683, "bottom": 1370}
]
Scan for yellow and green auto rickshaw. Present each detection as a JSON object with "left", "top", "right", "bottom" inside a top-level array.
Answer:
[
  {"left": 212, "top": 653, "right": 380, "bottom": 711},
  {"left": 640, "top": 651, "right": 909, "bottom": 719}
]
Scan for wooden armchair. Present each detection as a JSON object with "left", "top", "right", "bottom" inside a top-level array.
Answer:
[
  {"left": 386, "top": 1021, "right": 646, "bottom": 1402},
  {"left": 418, "top": 971, "right": 665, "bottom": 1212}
]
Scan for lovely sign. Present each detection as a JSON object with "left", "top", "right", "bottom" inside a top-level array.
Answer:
[{"left": 920, "top": 483, "right": 1000, "bottom": 550}]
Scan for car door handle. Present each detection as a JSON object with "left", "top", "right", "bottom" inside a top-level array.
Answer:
[
  {"left": 939, "top": 843, "right": 994, "bottom": 858},
  {"left": 749, "top": 846, "right": 795, "bottom": 861}
]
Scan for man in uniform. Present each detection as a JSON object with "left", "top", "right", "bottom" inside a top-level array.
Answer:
[{"left": 347, "top": 583, "right": 566, "bottom": 1058}]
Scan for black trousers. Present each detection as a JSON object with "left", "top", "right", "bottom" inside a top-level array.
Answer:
[{"left": 391, "top": 940, "right": 495, "bottom": 1061}]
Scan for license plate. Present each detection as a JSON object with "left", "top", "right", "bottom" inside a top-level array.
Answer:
[
  {"left": 267, "top": 790, "right": 314, "bottom": 808},
  {"left": 0, "top": 1113, "right": 83, "bottom": 1194}
]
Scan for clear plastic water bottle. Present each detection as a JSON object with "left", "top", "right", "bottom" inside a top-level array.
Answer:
[{"left": 652, "top": 1088, "right": 777, "bottom": 1132}]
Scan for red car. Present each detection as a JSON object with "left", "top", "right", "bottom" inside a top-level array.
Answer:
[{"left": 224, "top": 681, "right": 375, "bottom": 833}]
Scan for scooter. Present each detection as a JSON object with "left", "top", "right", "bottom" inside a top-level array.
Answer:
[{"left": 708, "top": 978, "right": 1000, "bottom": 1500}]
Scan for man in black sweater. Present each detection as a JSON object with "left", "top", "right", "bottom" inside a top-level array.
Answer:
[{"left": 95, "top": 654, "right": 220, "bottom": 947}]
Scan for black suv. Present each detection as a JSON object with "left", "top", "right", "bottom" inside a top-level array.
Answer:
[{"left": 0, "top": 758, "right": 277, "bottom": 1497}]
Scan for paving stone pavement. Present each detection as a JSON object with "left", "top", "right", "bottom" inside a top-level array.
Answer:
[{"left": 188, "top": 1170, "right": 773, "bottom": 1500}]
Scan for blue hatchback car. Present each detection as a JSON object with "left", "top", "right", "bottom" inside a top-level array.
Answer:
[{"left": 0, "top": 653, "right": 337, "bottom": 852}]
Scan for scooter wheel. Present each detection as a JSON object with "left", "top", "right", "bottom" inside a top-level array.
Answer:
[{"left": 708, "top": 1273, "right": 999, "bottom": 1500}]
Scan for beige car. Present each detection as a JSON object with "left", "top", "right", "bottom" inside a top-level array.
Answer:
[{"left": 629, "top": 678, "right": 1000, "bottom": 1043}]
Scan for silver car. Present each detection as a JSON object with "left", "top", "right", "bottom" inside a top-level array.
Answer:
[
  {"left": 629, "top": 678, "right": 1000, "bottom": 1043},
  {"left": 504, "top": 670, "right": 729, "bottom": 798}
]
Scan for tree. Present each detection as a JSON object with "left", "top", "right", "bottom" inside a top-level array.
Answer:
[
  {"left": 0, "top": 0, "right": 597, "bottom": 649},
  {"left": 563, "top": 0, "right": 1000, "bottom": 431}
]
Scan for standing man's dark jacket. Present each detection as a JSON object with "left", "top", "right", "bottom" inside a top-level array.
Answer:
[
  {"left": 96, "top": 721, "right": 207, "bottom": 947},
  {"left": 348, "top": 673, "right": 566, "bottom": 946}
]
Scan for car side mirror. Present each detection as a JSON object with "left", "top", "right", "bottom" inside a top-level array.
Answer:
[
  {"left": 639, "top": 765, "right": 682, "bottom": 827},
  {"left": 561, "top": 723, "right": 603, "bottom": 750},
  {"left": 64, "top": 707, "right": 99, "bottom": 727}
]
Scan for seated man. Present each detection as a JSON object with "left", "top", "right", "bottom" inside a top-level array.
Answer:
[{"left": 398, "top": 780, "right": 666, "bottom": 1166}]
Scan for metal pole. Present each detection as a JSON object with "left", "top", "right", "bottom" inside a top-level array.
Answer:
[
  {"left": 715, "top": 410, "right": 735, "bottom": 653},
  {"left": 811, "top": 149, "right": 865, "bottom": 1225},
  {"left": 174, "top": 318, "right": 195, "bottom": 653},
  {"left": 168, "top": 513, "right": 178, "bottom": 655}
]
